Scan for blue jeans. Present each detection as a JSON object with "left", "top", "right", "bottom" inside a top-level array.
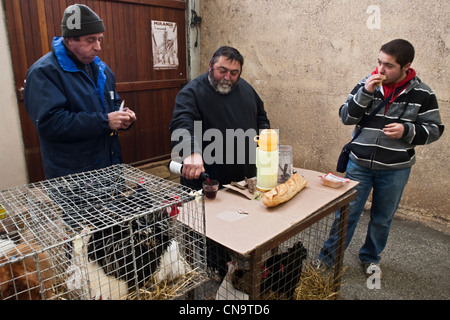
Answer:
[{"left": 319, "top": 159, "right": 411, "bottom": 266}]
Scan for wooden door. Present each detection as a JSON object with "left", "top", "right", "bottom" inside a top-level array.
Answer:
[{"left": 3, "top": 0, "right": 187, "bottom": 182}]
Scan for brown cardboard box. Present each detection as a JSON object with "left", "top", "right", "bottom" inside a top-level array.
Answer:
[{"left": 202, "top": 168, "right": 358, "bottom": 255}]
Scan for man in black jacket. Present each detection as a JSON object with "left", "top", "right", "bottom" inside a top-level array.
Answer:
[{"left": 169, "top": 46, "right": 270, "bottom": 189}]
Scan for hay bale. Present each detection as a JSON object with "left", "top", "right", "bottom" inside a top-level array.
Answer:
[
  {"left": 294, "top": 262, "right": 347, "bottom": 300},
  {"left": 128, "top": 267, "right": 202, "bottom": 300}
]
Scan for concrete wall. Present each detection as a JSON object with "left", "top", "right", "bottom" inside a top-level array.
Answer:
[
  {"left": 0, "top": 3, "right": 28, "bottom": 190},
  {"left": 199, "top": 0, "right": 449, "bottom": 230},
  {"left": 0, "top": 1, "right": 447, "bottom": 231}
]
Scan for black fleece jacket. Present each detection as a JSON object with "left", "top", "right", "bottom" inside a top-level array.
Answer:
[{"left": 169, "top": 72, "right": 270, "bottom": 189}]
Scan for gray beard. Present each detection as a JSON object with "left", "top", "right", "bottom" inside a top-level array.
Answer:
[{"left": 208, "top": 72, "right": 234, "bottom": 95}]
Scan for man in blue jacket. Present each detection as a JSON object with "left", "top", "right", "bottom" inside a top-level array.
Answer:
[{"left": 24, "top": 4, "right": 136, "bottom": 179}]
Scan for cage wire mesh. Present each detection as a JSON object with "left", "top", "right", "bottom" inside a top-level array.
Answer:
[
  {"left": 204, "top": 207, "right": 347, "bottom": 300},
  {"left": 0, "top": 164, "right": 207, "bottom": 300}
]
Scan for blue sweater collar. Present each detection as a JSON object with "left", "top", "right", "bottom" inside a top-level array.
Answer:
[
  {"left": 53, "top": 37, "right": 107, "bottom": 111},
  {"left": 52, "top": 36, "right": 102, "bottom": 72}
]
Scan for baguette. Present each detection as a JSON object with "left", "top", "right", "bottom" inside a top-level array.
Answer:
[{"left": 262, "top": 172, "right": 308, "bottom": 207}]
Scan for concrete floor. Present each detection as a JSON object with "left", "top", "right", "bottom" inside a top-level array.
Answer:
[
  {"left": 339, "top": 210, "right": 449, "bottom": 300},
  {"left": 138, "top": 161, "right": 449, "bottom": 300}
]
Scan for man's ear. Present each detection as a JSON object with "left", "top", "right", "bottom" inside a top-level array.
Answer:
[
  {"left": 65, "top": 37, "right": 73, "bottom": 48},
  {"left": 402, "top": 62, "right": 412, "bottom": 72}
]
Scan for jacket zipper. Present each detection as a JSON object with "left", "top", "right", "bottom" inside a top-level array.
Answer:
[
  {"left": 370, "top": 116, "right": 386, "bottom": 169},
  {"left": 369, "top": 85, "right": 412, "bottom": 169}
]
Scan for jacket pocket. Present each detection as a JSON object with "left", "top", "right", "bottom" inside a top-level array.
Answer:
[{"left": 44, "top": 148, "right": 106, "bottom": 176}]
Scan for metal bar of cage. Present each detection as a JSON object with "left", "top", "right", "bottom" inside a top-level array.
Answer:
[
  {"left": 0, "top": 164, "right": 207, "bottom": 300},
  {"left": 253, "top": 189, "right": 355, "bottom": 299},
  {"left": 333, "top": 201, "right": 349, "bottom": 293},
  {"left": 208, "top": 188, "right": 356, "bottom": 300}
]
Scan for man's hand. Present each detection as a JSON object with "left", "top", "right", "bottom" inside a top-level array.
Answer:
[
  {"left": 182, "top": 153, "right": 205, "bottom": 180},
  {"left": 383, "top": 123, "right": 404, "bottom": 139},
  {"left": 108, "top": 108, "right": 137, "bottom": 130},
  {"left": 364, "top": 74, "right": 385, "bottom": 93},
  {"left": 121, "top": 107, "right": 137, "bottom": 129}
]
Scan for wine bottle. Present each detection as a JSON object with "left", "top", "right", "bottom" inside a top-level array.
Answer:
[{"left": 168, "top": 161, "right": 209, "bottom": 180}]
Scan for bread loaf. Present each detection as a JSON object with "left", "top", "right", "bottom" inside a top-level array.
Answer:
[
  {"left": 262, "top": 172, "right": 308, "bottom": 207},
  {"left": 378, "top": 75, "right": 386, "bottom": 87}
]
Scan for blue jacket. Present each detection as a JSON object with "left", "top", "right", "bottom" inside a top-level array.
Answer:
[{"left": 24, "top": 37, "right": 123, "bottom": 179}]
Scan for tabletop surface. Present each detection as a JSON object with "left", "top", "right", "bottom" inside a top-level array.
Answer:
[{"left": 197, "top": 168, "right": 358, "bottom": 255}]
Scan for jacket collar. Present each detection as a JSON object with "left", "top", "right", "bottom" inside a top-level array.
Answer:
[
  {"left": 52, "top": 36, "right": 107, "bottom": 111},
  {"left": 52, "top": 36, "right": 102, "bottom": 72}
]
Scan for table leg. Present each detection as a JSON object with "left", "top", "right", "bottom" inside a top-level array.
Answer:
[{"left": 333, "top": 203, "right": 349, "bottom": 294}]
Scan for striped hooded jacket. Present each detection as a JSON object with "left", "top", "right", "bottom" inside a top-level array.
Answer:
[{"left": 340, "top": 72, "right": 444, "bottom": 170}]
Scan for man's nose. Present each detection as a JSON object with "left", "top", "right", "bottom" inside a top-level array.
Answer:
[{"left": 93, "top": 40, "right": 102, "bottom": 51}]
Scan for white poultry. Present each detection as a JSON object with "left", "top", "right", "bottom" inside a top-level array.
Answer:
[
  {"left": 153, "top": 239, "right": 191, "bottom": 283},
  {"left": 215, "top": 260, "right": 249, "bottom": 300},
  {"left": 66, "top": 228, "right": 128, "bottom": 300},
  {"left": 0, "top": 239, "right": 16, "bottom": 256}
]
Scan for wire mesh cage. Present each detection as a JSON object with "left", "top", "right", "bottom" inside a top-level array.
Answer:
[
  {"left": 0, "top": 164, "right": 207, "bottom": 300},
  {"left": 204, "top": 207, "right": 347, "bottom": 300}
]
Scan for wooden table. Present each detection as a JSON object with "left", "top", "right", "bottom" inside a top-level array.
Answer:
[{"left": 202, "top": 168, "right": 358, "bottom": 299}]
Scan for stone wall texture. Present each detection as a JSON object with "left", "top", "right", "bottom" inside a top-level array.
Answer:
[{"left": 199, "top": 0, "right": 450, "bottom": 231}]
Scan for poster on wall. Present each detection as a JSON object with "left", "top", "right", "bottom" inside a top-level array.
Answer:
[{"left": 151, "top": 20, "right": 179, "bottom": 70}]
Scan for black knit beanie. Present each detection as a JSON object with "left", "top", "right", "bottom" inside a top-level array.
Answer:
[{"left": 61, "top": 4, "right": 105, "bottom": 37}]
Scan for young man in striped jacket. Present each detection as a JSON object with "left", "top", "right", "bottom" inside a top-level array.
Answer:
[{"left": 319, "top": 39, "right": 444, "bottom": 277}]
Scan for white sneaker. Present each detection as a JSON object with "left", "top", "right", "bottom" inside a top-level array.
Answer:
[
  {"left": 312, "top": 258, "right": 331, "bottom": 271},
  {"left": 360, "top": 261, "right": 382, "bottom": 279}
]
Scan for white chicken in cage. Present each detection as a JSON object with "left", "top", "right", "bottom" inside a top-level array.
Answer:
[
  {"left": 66, "top": 228, "right": 128, "bottom": 300},
  {"left": 215, "top": 260, "right": 249, "bottom": 300},
  {"left": 65, "top": 182, "right": 191, "bottom": 300},
  {"left": 0, "top": 239, "right": 16, "bottom": 255}
]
